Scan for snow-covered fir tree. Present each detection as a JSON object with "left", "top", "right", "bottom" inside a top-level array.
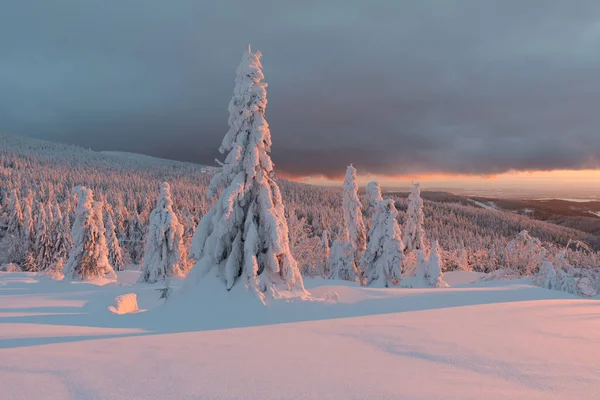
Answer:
[
  {"left": 361, "top": 199, "right": 404, "bottom": 287},
  {"left": 535, "top": 261, "right": 559, "bottom": 290},
  {"left": 34, "top": 204, "right": 54, "bottom": 271},
  {"left": 112, "top": 198, "right": 127, "bottom": 241},
  {"left": 365, "top": 181, "right": 383, "bottom": 219},
  {"left": 534, "top": 260, "right": 578, "bottom": 295},
  {"left": 48, "top": 202, "right": 71, "bottom": 274},
  {"left": 62, "top": 187, "right": 115, "bottom": 281},
  {"left": 127, "top": 210, "right": 145, "bottom": 265},
  {"left": 403, "top": 183, "right": 425, "bottom": 252},
  {"left": 342, "top": 165, "right": 367, "bottom": 262},
  {"left": 105, "top": 212, "right": 124, "bottom": 272},
  {"left": 322, "top": 230, "right": 331, "bottom": 259},
  {"left": 22, "top": 201, "right": 34, "bottom": 246},
  {"left": 6, "top": 190, "right": 26, "bottom": 265},
  {"left": 426, "top": 240, "right": 447, "bottom": 288},
  {"left": 413, "top": 250, "right": 427, "bottom": 280},
  {"left": 189, "top": 47, "right": 304, "bottom": 297},
  {"left": 139, "top": 182, "right": 186, "bottom": 283},
  {"left": 328, "top": 239, "right": 359, "bottom": 283},
  {"left": 6, "top": 190, "right": 24, "bottom": 236}
]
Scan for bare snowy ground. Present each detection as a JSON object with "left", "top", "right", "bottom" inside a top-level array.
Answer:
[{"left": 1, "top": 270, "right": 599, "bottom": 400}]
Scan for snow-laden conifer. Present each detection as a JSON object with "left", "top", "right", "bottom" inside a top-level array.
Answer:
[
  {"left": 365, "top": 181, "right": 383, "bottom": 219},
  {"left": 403, "top": 183, "right": 425, "bottom": 252},
  {"left": 6, "top": 190, "right": 23, "bottom": 237},
  {"left": 48, "top": 201, "right": 71, "bottom": 275},
  {"left": 34, "top": 204, "right": 54, "bottom": 271},
  {"left": 22, "top": 201, "right": 34, "bottom": 246},
  {"left": 62, "top": 187, "right": 115, "bottom": 280},
  {"left": 139, "top": 182, "right": 186, "bottom": 283},
  {"left": 361, "top": 199, "right": 404, "bottom": 287},
  {"left": 342, "top": 165, "right": 366, "bottom": 261},
  {"left": 426, "top": 240, "right": 448, "bottom": 288},
  {"left": 535, "top": 261, "right": 559, "bottom": 290},
  {"left": 127, "top": 210, "right": 145, "bottom": 264},
  {"left": 105, "top": 212, "right": 125, "bottom": 272},
  {"left": 188, "top": 47, "right": 304, "bottom": 297},
  {"left": 328, "top": 239, "right": 359, "bottom": 282}
]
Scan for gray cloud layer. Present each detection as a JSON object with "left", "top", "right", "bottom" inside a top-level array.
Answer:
[{"left": 2, "top": 1, "right": 600, "bottom": 178}]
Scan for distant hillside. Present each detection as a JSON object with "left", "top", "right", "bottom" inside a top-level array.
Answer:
[
  {"left": 101, "top": 151, "right": 213, "bottom": 172},
  {"left": 468, "top": 196, "right": 600, "bottom": 237}
]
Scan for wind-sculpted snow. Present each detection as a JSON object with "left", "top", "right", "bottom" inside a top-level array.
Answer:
[{"left": 0, "top": 271, "right": 598, "bottom": 399}]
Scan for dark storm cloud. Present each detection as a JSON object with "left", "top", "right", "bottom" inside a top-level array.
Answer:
[{"left": 2, "top": 1, "right": 600, "bottom": 178}]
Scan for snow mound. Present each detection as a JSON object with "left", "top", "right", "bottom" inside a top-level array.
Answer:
[{"left": 108, "top": 293, "right": 139, "bottom": 314}]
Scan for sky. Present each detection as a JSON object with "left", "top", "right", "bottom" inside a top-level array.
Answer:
[{"left": 2, "top": 1, "right": 600, "bottom": 197}]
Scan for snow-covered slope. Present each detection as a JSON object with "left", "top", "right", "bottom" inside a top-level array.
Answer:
[
  {"left": 102, "top": 150, "right": 213, "bottom": 172},
  {"left": 1, "top": 271, "right": 598, "bottom": 400}
]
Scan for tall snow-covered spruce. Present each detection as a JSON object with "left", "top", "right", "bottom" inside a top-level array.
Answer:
[
  {"left": 105, "top": 212, "right": 124, "bottom": 272},
  {"left": 188, "top": 47, "right": 304, "bottom": 298},
  {"left": 404, "top": 183, "right": 425, "bottom": 252},
  {"left": 139, "top": 182, "right": 186, "bottom": 283},
  {"left": 342, "top": 165, "right": 366, "bottom": 261},
  {"left": 62, "top": 187, "right": 115, "bottom": 281},
  {"left": 361, "top": 199, "right": 405, "bottom": 287}
]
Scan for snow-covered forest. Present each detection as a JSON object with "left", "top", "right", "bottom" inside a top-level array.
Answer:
[{"left": 1, "top": 129, "right": 598, "bottom": 291}]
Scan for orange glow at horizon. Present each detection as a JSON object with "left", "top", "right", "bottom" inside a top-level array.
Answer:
[{"left": 286, "top": 169, "right": 600, "bottom": 197}]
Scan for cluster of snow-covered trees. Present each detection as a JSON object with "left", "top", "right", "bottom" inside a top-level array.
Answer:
[
  {"left": 326, "top": 166, "right": 445, "bottom": 288},
  {"left": 1, "top": 47, "right": 599, "bottom": 297}
]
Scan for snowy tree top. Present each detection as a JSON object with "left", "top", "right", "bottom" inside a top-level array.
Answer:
[
  {"left": 157, "top": 182, "right": 174, "bottom": 210},
  {"left": 366, "top": 181, "right": 382, "bottom": 202},
  {"left": 207, "top": 47, "right": 272, "bottom": 199}
]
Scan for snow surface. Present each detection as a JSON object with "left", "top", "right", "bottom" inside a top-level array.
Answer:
[{"left": 1, "top": 270, "right": 599, "bottom": 399}]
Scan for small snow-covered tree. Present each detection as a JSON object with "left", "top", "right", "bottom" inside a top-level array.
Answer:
[
  {"left": 5, "top": 190, "right": 27, "bottom": 265},
  {"left": 321, "top": 230, "right": 331, "bottom": 275},
  {"left": 62, "top": 187, "right": 115, "bottom": 280},
  {"left": 506, "top": 230, "right": 545, "bottom": 275},
  {"left": 534, "top": 260, "right": 578, "bottom": 295},
  {"left": 426, "top": 240, "right": 447, "bottom": 288},
  {"left": 414, "top": 250, "right": 427, "bottom": 279},
  {"left": 105, "top": 212, "right": 124, "bottom": 271},
  {"left": 127, "top": 210, "right": 145, "bottom": 265},
  {"left": 139, "top": 182, "right": 186, "bottom": 283},
  {"left": 556, "top": 268, "right": 577, "bottom": 295},
  {"left": 328, "top": 239, "right": 359, "bottom": 282},
  {"left": 6, "top": 190, "right": 23, "bottom": 236},
  {"left": 342, "top": 165, "right": 366, "bottom": 261},
  {"left": 188, "top": 47, "right": 304, "bottom": 298},
  {"left": 534, "top": 261, "right": 559, "bottom": 290},
  {"left": 361, "top": 199, "right": 404, "bottom": 287},
  {"left": 34, "top": 204, "right": 54, "bottom": 271},
  {"left": 22, "top": 201, "right": 34, "bottom": 246},
  {"left": 403, "top": 183, "right": 425, "bottom": 252},
  {"left": 48, "top": 201, "right": 71, "bottom": 275},
  {"left": 112, "top": 198, "right": 128, "bottom": 240},
  {"left": 365, "top": 181, "right": 383, "bottom": 219}
]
